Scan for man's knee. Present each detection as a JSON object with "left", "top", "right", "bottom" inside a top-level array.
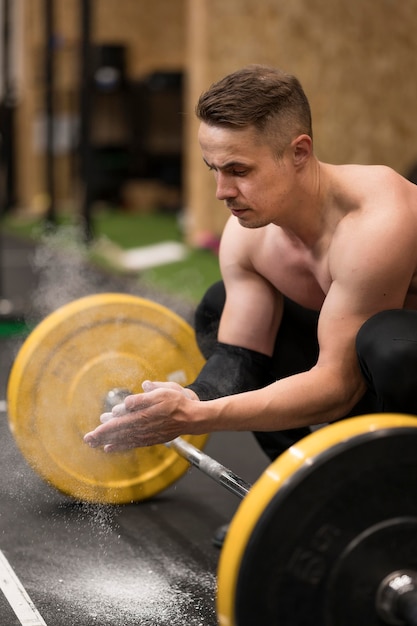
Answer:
[
  {"left": 356, "top": 309, "right": 417, "bottom": 413},
  {"left": 357, "top": 309, "right": 417, "bottom": 368}
]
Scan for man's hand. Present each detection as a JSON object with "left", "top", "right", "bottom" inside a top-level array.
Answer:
[{"left": 83, "top": 380, "right": 199, "bottom": 453}]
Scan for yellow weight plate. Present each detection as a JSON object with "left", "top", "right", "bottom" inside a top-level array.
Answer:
[
  {"left": 7, "top": 293, "right": 207, "bottom": 504},
  {"left": 217, "top": 413, "right": 417, "bottom": 626}
]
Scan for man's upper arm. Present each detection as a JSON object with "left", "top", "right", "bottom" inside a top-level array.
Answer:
[
  {"left": 317, "top": 213, "right": 417, "bottom": 374},
  {"left": 217, "top": 220, "right": 283, "bottom": 355}
]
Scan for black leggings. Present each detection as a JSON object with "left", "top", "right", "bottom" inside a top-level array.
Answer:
[{"left": 194, "top": 281, "right": 417, "bottom": 460}]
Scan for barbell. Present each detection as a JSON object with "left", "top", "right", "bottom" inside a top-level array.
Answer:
[{"left": 6, "top": 293, "right": 417, "bottom": 625}]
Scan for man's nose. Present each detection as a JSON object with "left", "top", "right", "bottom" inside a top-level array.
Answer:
[{"left": 215, "top": 173, "right": 238, "bottom": 201}]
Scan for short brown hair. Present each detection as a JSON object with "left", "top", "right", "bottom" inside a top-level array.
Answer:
[{"left": 196, "top": 65, "right": 312, "bottom": 155}]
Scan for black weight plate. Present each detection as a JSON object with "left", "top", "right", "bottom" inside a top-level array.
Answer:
[{"left": 234, "top": 426, "right": 417, "bottom": 626}]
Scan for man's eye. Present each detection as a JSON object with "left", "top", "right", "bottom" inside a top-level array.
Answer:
[{"left": 232, "top": 170, "right": 247, "bottom": 177}]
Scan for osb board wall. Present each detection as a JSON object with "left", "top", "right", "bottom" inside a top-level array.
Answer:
[
  {"left": 184, "top": 0, "right": 417, "bottom": 241},
  {"left": 94, "top": 0, "right": 185, "bottom": 77}
]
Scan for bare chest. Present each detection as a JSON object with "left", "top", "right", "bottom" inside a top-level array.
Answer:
[
  {"left": 252, "top": 232, "right": 417, "bottom": 312},
  {"left": 251, "top": 237, "right": 329, "bottom": 310}
]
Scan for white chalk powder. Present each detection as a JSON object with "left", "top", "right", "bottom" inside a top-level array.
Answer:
[
  {"left": 50, "top": 556, "right": 217, "bottom": 625},
  {"left": 29, "top": 227, "right": 195, "bottom": 322},
  {"left": 38, "top": 502, "right": 219, "bottom": 625}
]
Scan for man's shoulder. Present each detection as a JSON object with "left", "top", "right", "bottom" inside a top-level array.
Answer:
[
  {"left": 329, "top": 163, "right": 416, "bottom": 225},
  {"left": 337, "top": 163, "right": 410, "bottom": 193}
]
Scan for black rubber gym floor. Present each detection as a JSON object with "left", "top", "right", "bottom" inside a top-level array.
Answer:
[{"left": 0, "top": 232, "right": 267, "bottom": 626}]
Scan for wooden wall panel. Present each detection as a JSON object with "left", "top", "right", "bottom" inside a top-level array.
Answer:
[{"left": 94, "top": 0, "right": 185, "bottom": 77}]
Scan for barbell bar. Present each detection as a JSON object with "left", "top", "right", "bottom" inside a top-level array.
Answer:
[
  {"left": 5, "top": 293, "right": 417, "bottom": 625},
  {"left": 166, "top": 436, "right": 251, "bottom": 498}
]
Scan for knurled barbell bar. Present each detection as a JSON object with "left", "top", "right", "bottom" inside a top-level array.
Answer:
[{"left": 6, "top": 293, "right": 417, "bottom": 626}]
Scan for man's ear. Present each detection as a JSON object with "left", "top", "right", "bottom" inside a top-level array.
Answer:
[{"left": 292, "top": 134, "right": 312, "bottom": 168}]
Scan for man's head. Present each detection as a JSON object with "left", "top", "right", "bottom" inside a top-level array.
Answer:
[{"left": 196, "top": 65, "right": 312, "bottom": 158}]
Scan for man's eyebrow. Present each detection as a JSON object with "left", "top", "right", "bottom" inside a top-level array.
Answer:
[{"left": 202, "top": 158, "right": 248, "bottom": 171}]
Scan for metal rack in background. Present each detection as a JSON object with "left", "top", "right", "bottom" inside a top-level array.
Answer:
[{"left": 0, "top": 0, "right": 23, "bottom": 334}]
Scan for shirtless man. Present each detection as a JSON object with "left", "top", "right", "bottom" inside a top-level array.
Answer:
[{"left": 84, "top": 65, "right": 417, "bottom": 460}]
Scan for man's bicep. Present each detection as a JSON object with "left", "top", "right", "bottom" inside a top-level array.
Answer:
[
  {"left": 313, "top": 284, "right": 370, "bottom": 414},
  {"left": 329, "top": 213, "right": 417, "bottom": 317},
  {"left": 317, "top": 283, "right": 366, "bottom": 364},
  {"left": 315, "top": 254, "right": 407, "bottom": 373}
]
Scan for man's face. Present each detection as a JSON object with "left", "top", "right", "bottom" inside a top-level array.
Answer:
[{"left": 198, "top": 122, "right": 295, "bottom": 228}]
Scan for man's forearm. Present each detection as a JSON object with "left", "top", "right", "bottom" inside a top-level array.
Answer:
[{"left": 187, "top": 366, "right": 366, "bottom": 434}]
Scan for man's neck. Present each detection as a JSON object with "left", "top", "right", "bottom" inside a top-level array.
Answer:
[{"left": 278, "top": 158, "right": 328, "bottom": 249}]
